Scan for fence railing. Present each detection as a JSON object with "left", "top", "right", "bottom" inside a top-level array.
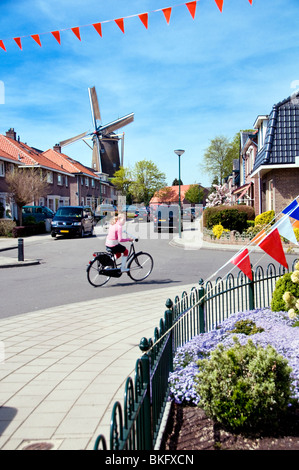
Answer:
[{"left": 94, "top": 259, "right": 297, "bottom": 450}]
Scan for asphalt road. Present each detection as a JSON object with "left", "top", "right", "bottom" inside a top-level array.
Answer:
[{"left": 1, "top": 222, "right": 298, "bottom": 318}]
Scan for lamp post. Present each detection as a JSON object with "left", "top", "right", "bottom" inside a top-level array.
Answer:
[{"left": 174, "top": 149, "right": 185, "bottom": 238}]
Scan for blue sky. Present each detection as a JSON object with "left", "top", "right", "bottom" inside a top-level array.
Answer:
[{"left": 0, "top": 0, "right": 299, "bottom": 188}]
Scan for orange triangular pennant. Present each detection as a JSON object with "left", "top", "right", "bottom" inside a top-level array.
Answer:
[
  {"left": 162, "top": 7, "right": 172, "bottom": 24},
  {"left": 292, "top": 219, "right": 299, "bottom": 230},
  {"left": 259, "top": 228, "right": 288, "bottom": 269},
  {"left": 31, "top": 34, "right": 42, "bottom": 47},
  {"left": 14, "top": 37, "right": 22, "bottom": 50},
  {"left": 251, "top": 228, "right": 266, "bottom": 245},
  {"left": 71, "top": 27, "right": 81, "bottom": 41},
  {"left": 138, "top": 13, "right": 148, "bottom": 29},
  {"left": 214, "top": 0, "right": 223, "bottom": 12},
  {"left": 0, "top": 40, "right": 6, "bottom": 51},
  {"left": 93, "top": 22, "right": 102, "bottom": 37},
  {"left": 186, "top": 2, "right": 197, "bottom": 19},
  {"left": 51, "top": 31, "right": 61, "bottom": 44},
  {"left": 248, "top": 0, "right": 253, "bottom": 4},
  {"left": 115, "top": 18, "right": 125, "bottom": 33},
  {"left": 231, "top": 249, "right": 252, "bottom": 280}
]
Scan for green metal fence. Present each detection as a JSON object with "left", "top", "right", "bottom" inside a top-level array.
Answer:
[{"left": 94, "top": 259, "right": 297, "bottom": 450}]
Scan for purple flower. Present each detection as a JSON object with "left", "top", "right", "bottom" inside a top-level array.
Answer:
[{"left": 169, "top": 308, "right": 299, "bottom": 404}]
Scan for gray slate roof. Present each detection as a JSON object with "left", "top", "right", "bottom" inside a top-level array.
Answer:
[{"left": 253, "top": 92, "right": 299, "bottom": 172}]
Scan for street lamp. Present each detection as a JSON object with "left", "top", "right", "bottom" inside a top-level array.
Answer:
[{"left": 174, "top": 149, "right": 185, "bottom": 238}]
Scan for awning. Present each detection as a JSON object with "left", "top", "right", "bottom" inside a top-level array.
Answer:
[{"left": 232, "top": 182, "right": 252, "bottom": 201}]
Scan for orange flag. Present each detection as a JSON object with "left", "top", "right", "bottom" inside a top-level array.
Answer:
[
  {"left": 31, "top": 34, "right": 42, "bottom": 47},
  {"left": 214, "top": 0, "right": 223, "bottom": 12},
  {"left": 251, "top": 228, "right": 266, "bottom": 245},
  {"left": 248, "top": 0, "right": 253, "bottom": 4},
  {"left": 71, "top": 27, "right": 81, "bottom": 41},
  {"left": 162, "top": 7, "right": 172, "bottom": 24},
  {"left": 14, "top": 37, "right": 22, "bottom": 50},
  {"left": 231, "top": 249, "right": 252, "bottom": 280},
  {"left": 259, "top": 228, "right": 288, "bottom": 269},
  {"left": 115, "top": 18, "right": 125, "bottom": 33},
  {"left": 186, "top": 1, "right": 197, "bottom": 19},
  {"left": 138, "top": 13, "right": 148, "bottom": 29},
  {"left": 93, "top": 23, "right": 102, "bottom": 37},
  {"left": 292, "top": 219, "right": 299, "bottom": 230},
  {"left": 0, "top": 40, "right": 6, "bottom": 51},
  {"left": 51, "top": 31, "right": 61, "bottom": 44}
]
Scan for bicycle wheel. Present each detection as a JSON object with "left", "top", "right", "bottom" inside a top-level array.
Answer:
[
  {"left": 128, "top": 252, "right": 153, "bottom": 282},
  {"left": 87, "top": 259, "right": 111, "bottom": 287}
]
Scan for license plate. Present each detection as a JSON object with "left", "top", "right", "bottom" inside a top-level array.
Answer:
[{"left": 60, "top": 230, "right": 69, "bottom": 233}]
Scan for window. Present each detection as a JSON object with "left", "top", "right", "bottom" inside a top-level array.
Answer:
[
  {"left": 47, "top": 171, "right": 53, "bottom": 183},
  {"left": 0, "top": 162, "right": 5, "bottom": 177},
  {"left": 57, "top": 174, "right": 63, "bottom": 186},
  {"left": 91, "top": 179, "right": 95, "bottom": 188},
  {"left": 65, "top": 176, "right": 68, "bottom": 187},
  {"left": 85, "top": 177, "right": 89, "bottom": 187},
  {"left": 268, "top": 179, "right": 274, "bottom": 211}
]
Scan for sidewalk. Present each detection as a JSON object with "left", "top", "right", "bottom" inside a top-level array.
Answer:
[{"left": 0, "top": 224, "right": 298, "bottom": 450}]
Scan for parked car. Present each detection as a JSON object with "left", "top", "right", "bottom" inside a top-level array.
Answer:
[
  {"left": 94, "top": 204, "right": 117, "bottom": 222},
  {"left": 51, "top": 206, "right": 94, "bottom": 238},
  {"left": 121, "top": 205, "right": 139, "bottom": 219},
  {"left": 22, "top": 205, "right": 55, "bottom": 223},
  {"left": 183, "top": 207, "right": 196, "bottom": 222},
  {"left": 153, "top": 204, "right": 183, "bottom": 233},
  {"left": 135, "top": 207, "right": 150, "bottom": 222}
]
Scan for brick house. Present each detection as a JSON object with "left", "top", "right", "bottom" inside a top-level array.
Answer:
[
  {"left": 0, "top": 129, "right": 118, "bottom": 219},
  {"left": 232, "top": 92, "right": 299, "bottom": 215},
  {"left": 150, "top": 184, "right": 208, "bottom": 208},
  {"left": 43, "top": 147, "right": 117, "bottom": 210},
  {"left": 0, "top": 129, "right": 73, "bottom": 219}
]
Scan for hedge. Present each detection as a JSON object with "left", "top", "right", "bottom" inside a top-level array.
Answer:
[{"left": 12, "top": 222, "right": 46, "bottom": 238}]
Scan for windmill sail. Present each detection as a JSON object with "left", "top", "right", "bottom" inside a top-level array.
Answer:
[{"left": 58, "top": 87, "right": 134, "bottom": 177}]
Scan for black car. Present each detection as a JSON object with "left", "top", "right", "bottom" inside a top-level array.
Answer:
[
  {"left": 135, "top": 207, "right": 150, "bottom": 222},
  {"left": 51, "top": 206, "right": 94, "bottom": 238},
  {"left": 153, "top": 204, "right": 183, "bottom": 233}
]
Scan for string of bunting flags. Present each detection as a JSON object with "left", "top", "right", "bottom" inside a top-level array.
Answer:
[
  {"left": 229, "top": 197, "right": 299, "bottom": 281},
  {"left": 0, "top": 0, "right": 253, "bottom": 52}
]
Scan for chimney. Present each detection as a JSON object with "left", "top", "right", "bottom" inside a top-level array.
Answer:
[
  {"left": 53, "top": 143, "right": 61, "bottom": 153},
  {"left": 6, "top": 128, "right": 17, "bottom": 140}
]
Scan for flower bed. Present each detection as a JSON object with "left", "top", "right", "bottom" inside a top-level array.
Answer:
[{"left": 169, "top": 308, "right": 299, "bottom": 405}]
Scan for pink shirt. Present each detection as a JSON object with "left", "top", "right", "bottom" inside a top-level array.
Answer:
[{"left": 106, "top": 221, "right": 131, "bottom": 247}]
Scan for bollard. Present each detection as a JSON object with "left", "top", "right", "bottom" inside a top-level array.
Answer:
[{"left": 18, "top": 238, "right": 24, "bottom": 261}]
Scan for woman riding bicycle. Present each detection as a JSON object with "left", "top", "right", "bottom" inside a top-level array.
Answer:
[{"left": 106, "top": 213, "right": 133, "bottom": 272}]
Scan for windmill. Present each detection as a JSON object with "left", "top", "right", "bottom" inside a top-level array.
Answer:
[{"left": 59, "top": 87, "right": 134, "bottom": 176}]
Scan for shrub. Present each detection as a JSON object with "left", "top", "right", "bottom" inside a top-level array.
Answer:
[
  {"left": 0, "top": 219, "right": 16, "bottom": 237},
  {"left": 204, "top": 207, "right": 248, "bottom": 233},
  {"left": 229, "top": 319, "right": 264, "bottom": 336},
  {"left": 12, "top": 222, "right": 46, "bottom": 238},
  {"left": 271, "top": 262, "right": 299, "bottom": 314},
  {"left": 294, "top": 228, "right": 299, "bottom": 242},
  {"left": 203, "top": 205, "right": 254, "bottom": 229},
  {"left": 195, "top": 337, "right": 293, "bottom": 432},
  {"left": 254, "top": 210, "right": 275, "bottom": 226},
  {"left": 212, "top": 224, "right": 224, "bottom": 239}
]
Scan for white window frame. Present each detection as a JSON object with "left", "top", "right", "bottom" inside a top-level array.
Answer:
[{"left": 0, "top": 161, "right": 5, "bottom": 177}]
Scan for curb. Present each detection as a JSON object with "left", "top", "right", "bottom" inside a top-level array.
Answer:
[{"left": 0, "top": 257, "right": 40, "bottom": 268}]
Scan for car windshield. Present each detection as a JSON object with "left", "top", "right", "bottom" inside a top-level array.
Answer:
[{"left": 56, "top": 207, "right": 82, "bottom": 217}]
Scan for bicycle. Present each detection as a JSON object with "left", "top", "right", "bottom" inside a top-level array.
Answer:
[{"left": 86, "top": 239, "right": 154, "bottom": 287}]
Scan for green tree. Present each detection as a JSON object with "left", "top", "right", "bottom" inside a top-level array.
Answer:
[
  {"left": 184, "top": 184, "right": 204, "bottom": 204},
  {"left": 203, "top": 136, "right": 232, "bottom": 184},
  {"left": 130, "top": 160, "right": 166, "bottom": 205},
  {"left": 110, "top": 167, "right": 132, "bottom": 201},
  {"left": 172, "top": 178, "right": 183, "bottom": 186}
]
